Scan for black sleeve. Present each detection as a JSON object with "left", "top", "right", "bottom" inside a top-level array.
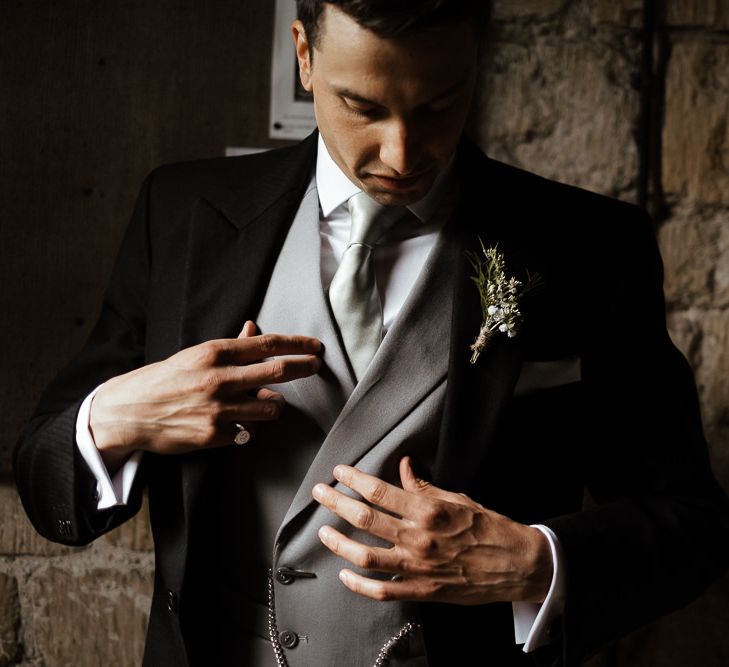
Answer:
[
  {"left": 13, "top": 171, "right": 156, "bottom": 546},
  {"left": 544, "top": 209, "right": 729, "bottom": 665}
]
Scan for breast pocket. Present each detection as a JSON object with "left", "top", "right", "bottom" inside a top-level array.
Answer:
[{"left": 513, "top": 356, "right": 581, "bottom": 397}]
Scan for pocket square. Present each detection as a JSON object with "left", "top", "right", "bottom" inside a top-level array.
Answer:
[{"left": 513, "top": 356, "right": 581, "bottom": 397}]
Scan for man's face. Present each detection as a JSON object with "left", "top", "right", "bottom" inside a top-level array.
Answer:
[{"left": 292, "top": 6, "right": 478, "bottom": 206}]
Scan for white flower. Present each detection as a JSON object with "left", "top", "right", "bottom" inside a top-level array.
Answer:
[{"left": 467, "top": 240, "right": 541, "bottom": 364}]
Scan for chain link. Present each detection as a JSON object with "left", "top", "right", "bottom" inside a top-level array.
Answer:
[
  {"left": 267, "top": 569, "right": 421, "bottom": 667},
  {"left": 267, "top": 568, "right": 290, "bottom": 667}
]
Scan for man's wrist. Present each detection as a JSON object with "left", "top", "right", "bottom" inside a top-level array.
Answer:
[
  {"left": 521, "top": 524, "right": 554, "bottom": 603},
  {"left": 88, "top": 385, "right": 137, "bottom": 475}
]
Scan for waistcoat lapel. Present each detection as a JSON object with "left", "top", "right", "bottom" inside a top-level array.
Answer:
[{"left": 255, "top": 178, "right": 355, "bottom": 434}]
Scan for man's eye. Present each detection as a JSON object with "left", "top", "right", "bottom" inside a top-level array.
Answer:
[{"left": 344, "top": 100, "right": 379, "bottom": 117}]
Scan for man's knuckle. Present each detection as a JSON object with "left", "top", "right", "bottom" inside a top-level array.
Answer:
[
  {"left": 413, "top": 533, "right": 438, "bottom": 557},
  {"left": 373, "top": 586, "right": 392, "bottom": 602},
  {"left": 368, "top": 481, "right": 388, "bottom": 505},
  {"left": 354, "top": 506, "right": 376, "bottom": 530},
  {"left": 258, "top": 334, "right": 276, "bottom": 356},
  {"left": 421, "top": 504, "right": 451, "bottom": 530},
  {"left": 269, "top": 402, "right": 281, "bottom": 418},
  {"left": 359, "top": 550, "right": 378, "bottom": 570},
  {"left": 198, "top": 341, "right": 223, "bottom": 366},
  {"left": 270, "top": 359, "right": 287, "bottom": 381}
]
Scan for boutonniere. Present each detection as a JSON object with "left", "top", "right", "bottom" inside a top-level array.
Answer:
[{"left": 466, "top": 239, "right": 541, "bottom": 364}]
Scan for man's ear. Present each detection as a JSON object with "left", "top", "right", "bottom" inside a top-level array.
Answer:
[{"left": 291, "top": 20, "right": 313, "bottom": 92}]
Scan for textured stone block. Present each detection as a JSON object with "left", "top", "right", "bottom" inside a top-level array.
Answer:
[
  {"left": 663, "top": 40, "right": 729, "bottom": 204},
  {"left": 0, "top": 483, "right": 82, "bottom": 556},
  {"left": 667, "top": 0, "right": 729, "bottom": 29},
  {"left": 0, "top": 574, "right": 21, "bottom": 666},
  {"left": 478, "top": 27, "right": 640, "bottom": 198},
  {"left": 492, "top": 0, "right": 642, "bottom": 25},
  {"left": 492, "top": 0, "right": 567, "bottom": 20},
  {"left": 612, "top": 571, "right": 729, "bottom": 666},
  {"left": 657, "top": 211, "right": 722, "bottom": 309},
  {"left": 696, "top": 309, "right": 729, "bottom": 433},
  {"left": 101, "top": 493, "right": 154, "bottom": 552},
  {"left": 30, "top": 566, "right": 152, "bottom": 667},
  {"left": 715, "top": 220, "right": 729, "bottom": 308}
]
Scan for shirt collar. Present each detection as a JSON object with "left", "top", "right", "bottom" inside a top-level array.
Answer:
[{"left": 316, "top": 134, "right": 456, "bottom": 223}]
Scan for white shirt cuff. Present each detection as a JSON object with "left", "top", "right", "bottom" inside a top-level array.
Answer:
[
  {"left": 512, "top": 524, "right": 566, "bottom": 652},
  {"left": 75, "top": 384, "right": 143, "bottom": 510}
]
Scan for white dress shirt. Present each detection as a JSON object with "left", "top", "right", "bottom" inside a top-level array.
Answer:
[{"left": 76, "top": 134, "right": 565, "bottom": 652}]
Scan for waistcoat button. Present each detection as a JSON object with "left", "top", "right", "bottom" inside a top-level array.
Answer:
[
  {"left": 279, "top": 630, "right": 299, "bottom": 649},
  {"left": 166, "top": 590, "right": 178, "bottom": 614}
]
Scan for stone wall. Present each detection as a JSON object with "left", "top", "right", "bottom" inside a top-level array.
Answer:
[{"left": 1, "top": 1, "right": 727, "bottom": 665}]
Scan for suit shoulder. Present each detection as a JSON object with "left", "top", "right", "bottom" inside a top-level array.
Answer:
[
  {"left": 144, "top": 141, "right": 311, "bottom": 201},
  {"left": 475, "top": 155, "right": 653, "bottom": 246}
]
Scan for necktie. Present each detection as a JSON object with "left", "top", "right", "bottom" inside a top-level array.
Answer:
[{"left": 328, "top": 192, "right": 397, "bottom": 381}]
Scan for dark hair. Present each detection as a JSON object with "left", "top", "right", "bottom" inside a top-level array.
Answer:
[{"left": 296, "top": 0, "right": 490, "bottom": 50}]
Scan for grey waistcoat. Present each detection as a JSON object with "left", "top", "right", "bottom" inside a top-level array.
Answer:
[{"left": 191, "top": 178, "right": 457, "bottom": 666}]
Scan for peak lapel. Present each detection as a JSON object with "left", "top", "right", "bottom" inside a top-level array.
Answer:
[
  {"left": 434, "top": 139, "right": 527, "bottom": 492},
  {"left": 176, "top": 133, "right": 319, "bottom": 547}
]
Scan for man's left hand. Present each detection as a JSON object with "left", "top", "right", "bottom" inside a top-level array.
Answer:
[{"left": 312, "top": 456, "right": 553, "bottom": 605}]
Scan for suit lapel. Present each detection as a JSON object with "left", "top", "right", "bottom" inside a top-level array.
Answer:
[
  {"left": 175, "top": 133, "right": 319, "bottom": 566},
  {"left": 434, "top": 139, "right": 528, "bottom": 492},
  {"left": 276, "top": 216, "right": 458, "bottom": 537}
]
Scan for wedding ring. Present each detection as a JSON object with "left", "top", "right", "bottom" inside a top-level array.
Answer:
[{"left": 233, "top": 423, "right": 251, "bottom": 445}]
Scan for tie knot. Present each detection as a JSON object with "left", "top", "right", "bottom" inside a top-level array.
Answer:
[{"left": 346, "top": 192, "right": 395, "bottom": 247}]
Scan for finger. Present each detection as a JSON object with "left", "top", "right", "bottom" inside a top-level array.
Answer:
[
  {"left": 332, "top": 464, "right": 420, "bottom": 518},
  {"left": 256, "top": 387, "right": 282, "bottom": 401},
  {"left": 312, "top": 483, "right": 403, "bottom": 544},
  {"left": 338, "top": 568, "right": 422, "bottom": 602},
  {"left": 218, "top": 355, "right": 321, "bottom": 389},
  {"left": 318, "top": 525, "right": 427, "bottom": 576},
  {"left": 238, "top": 320, "right": 258, "bottom": 338},
  {"left": 217, "top": 396, "right": 286, "bottom": 422},
  {"left": 215, "top": 333, "right": 322, "bottom": 366}
]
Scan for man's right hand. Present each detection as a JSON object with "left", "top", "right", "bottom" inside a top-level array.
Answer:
[{"left": 88, "top": 320, "right": 322, "bottom": 473}]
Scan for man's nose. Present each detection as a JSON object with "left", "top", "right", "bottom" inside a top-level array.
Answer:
[{"left": 378, "top": 120, "right": 419, "bottom": 175}]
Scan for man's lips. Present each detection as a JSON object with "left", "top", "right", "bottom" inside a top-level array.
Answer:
[{"left": 368, "top": 171, "right": 429, "bottom": 190}]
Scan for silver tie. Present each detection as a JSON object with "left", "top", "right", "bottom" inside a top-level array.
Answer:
[{"left": 328, "top": 192, "right": 394, "bottom": 381}]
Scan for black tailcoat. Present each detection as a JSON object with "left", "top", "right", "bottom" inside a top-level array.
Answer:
[{"left": 14, "top": 131, "right": 729, "bottom": 666}]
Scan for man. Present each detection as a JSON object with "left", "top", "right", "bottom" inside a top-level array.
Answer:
[{"left": 13, "top": 1, "right": 729, "bottom": 666}]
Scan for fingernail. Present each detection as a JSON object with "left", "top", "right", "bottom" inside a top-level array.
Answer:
[
  {"left": 333, "top": 465, "right": 344, "bottom": 481},
  {"left": 339, "top": 570, "right": 349, "bottom": 584},
  {"left": 318, "top": 526, "right": 330, "bottom": 541},
  {"left": 312, "top": 484, "right": 324, "bottom": 500}
]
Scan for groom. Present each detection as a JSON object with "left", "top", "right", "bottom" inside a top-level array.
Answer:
[{"left": 14, "top": 1, "right": 729, "bottom": 666}]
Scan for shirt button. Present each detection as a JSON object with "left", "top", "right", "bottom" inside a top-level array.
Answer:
[
  {"left": 92, "top": 486, "right": 101, "bottom": 502},
  {"left": 279, "top": 630, "right": 299, "bottom": 649}
]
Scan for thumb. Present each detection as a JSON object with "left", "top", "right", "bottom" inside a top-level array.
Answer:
[
  {"left": 399, "top": 456, "right": 435, "bottom": 494},
  {"left": 238, "top": 320, "right": 258, "bottom": 338},
  {"left": 399, "top": 456, "right": 482, "bottom": 508}
]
